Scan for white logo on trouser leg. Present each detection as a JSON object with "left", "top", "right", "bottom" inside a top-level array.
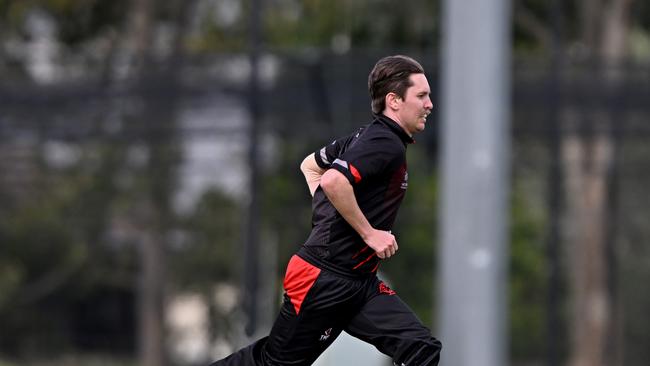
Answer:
[{"left": 319, "top": 327, "right": 332, "bottom": 341}]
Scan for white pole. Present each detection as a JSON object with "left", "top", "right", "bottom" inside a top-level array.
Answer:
[{"left": 437, "top": 1, "right": 512, "bottom": 365}]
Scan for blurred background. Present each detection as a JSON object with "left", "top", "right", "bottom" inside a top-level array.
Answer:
[{"left": 1, "top": 0, "right": 649, "bottom": 365}]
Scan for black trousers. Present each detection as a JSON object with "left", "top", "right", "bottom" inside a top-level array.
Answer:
[{"left": 210, "top": 255, "right": 441, "bottom": 366}]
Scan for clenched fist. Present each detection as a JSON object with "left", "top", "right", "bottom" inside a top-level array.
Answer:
[{"left": 363, "top": 229, "right": 398, "bottom": 259}]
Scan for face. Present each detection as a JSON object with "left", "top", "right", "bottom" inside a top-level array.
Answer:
[{"left": 394, "top": 73, "right": 433, "bottom": 136}]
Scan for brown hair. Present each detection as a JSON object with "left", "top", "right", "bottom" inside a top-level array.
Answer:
[{"left": 368, "top": 55, "right": 425, "bottom": 114}]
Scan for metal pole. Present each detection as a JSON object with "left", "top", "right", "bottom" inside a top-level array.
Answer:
[
  {"left": 437, "top": 1, "right": 511, "bottom": 366},
  {"left": 243, "top": 0, "right": 263, "bottom": 337}
]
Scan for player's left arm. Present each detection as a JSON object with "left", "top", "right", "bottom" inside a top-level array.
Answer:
[
  {"left": 300, "top": 153, "right": 326, "bottom": 197},
  {"left": 320, "top": 169, "right": 398, "bottom": 259}
]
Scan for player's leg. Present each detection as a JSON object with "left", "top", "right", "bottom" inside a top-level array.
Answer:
[
  {"left": 345, "top": 279, "right": 442, "bottom": 366},
  {"left": 208, "top": 337, "right": 267, "bottom": 366},
  {"left": 261, "top": 287, "right": 344, "bottom": 365},
  {"left": 209, "top": 255, "right": 358, "bottom": 366},
  {"left": 209, "top": 297, "right": 343, "bottom": 366}
]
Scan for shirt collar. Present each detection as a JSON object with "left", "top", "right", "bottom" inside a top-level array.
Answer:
[{"left": 375, "top": 114, "right": 415, "bottom": 145}]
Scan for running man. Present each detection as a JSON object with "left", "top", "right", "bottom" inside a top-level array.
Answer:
[{"left": 210, "top": 55, "right": 442, "bottom": 366}]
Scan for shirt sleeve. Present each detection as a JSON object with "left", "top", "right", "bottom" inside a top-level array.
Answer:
[
  {"left": 329, "top": 132, "right": 402, "bottom": 186},
  {"left": 313, "top": 128, "right": 363, "bottom": 169}
]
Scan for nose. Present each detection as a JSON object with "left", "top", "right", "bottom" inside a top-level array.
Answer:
[{"left": 425, "top": 97, "right": 433, "bottom": 110}]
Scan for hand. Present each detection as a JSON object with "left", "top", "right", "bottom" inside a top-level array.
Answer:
[{"left": 363, "top": 229, "right": 398, "bottom": 259}]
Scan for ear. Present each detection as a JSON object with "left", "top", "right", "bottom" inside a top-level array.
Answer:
[{"left": 385, "top": 92, "right": 401, "bottom": 111}]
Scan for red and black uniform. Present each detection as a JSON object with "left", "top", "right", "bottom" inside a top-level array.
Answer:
[
  {"left": 210, "top": 115, "right": 441, "bottom": 366},
  {"left": 301, "top": 114, "right": 412, "bottom": 276}
]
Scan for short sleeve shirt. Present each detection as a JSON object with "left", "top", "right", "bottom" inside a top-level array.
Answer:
[{"left": 298, "top": 114, "right": 414, "bottom": 277}]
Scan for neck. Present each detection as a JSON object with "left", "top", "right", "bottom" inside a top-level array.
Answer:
[{"left": 381, "top": 112, "right": 412, "bottom": 137}]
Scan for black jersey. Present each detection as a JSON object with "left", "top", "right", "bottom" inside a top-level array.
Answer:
[{"left": 298, "top": 114, "right": 414, "bottom": 277}]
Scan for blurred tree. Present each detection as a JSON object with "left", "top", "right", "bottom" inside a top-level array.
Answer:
[
  {"left": 184, "top": 0, "right": 439, "bottom": 52},
  {"left": 514, "top": 2, "right": 639, "bottom": 366},
  {"left": 0, "top": 0, "right": 194, "bottom": 364},
  {"left": 170, "top": 188, "right": 243, "bottom": 354},
  {"left": 115, "top": 0, "right": 199, "bottom": 365},
  {"left": 172, "top": 190, "right": 241, "bottom": 288},
  {"left": 509, "top": 181, "right": 548, "bottom": 362},
  {"left": 0, "top": 147, "right": 128, "bottom": 356},
  {"left": 561, "top": 2, "right": 632, "bottom": 366}
]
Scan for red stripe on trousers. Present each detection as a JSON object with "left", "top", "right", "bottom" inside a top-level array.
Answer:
[{"left": 283, "top": 255, "right": 321, "bottom": 315}]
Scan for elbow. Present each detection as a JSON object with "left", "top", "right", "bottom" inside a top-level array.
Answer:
[
  {"left": 320, "top": 169, "right": 345, "bottom": 194},
  {"left": 320, "top": 170, "right": 335, "bottom": 192},
  {"left": 300, "top": 153, "right": 321, "bottom": 176},
  {"left": 299, "top": 155, "right": 311, "bottom": 175},
  {"left": 299, "top": 160, "right": 307, "bottom": 176}
]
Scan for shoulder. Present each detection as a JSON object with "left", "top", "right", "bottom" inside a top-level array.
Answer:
[{"left": 360, "top": 122, "right": 406, "bottom": 152}]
